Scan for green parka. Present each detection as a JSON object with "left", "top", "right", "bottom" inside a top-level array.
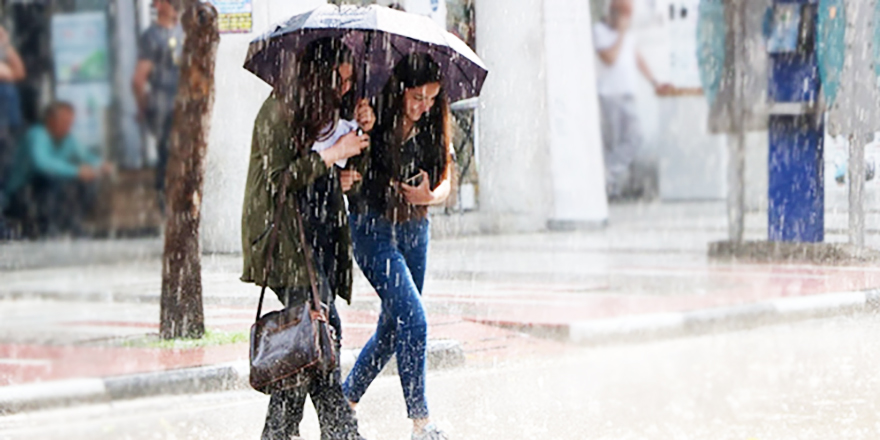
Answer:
[{"left": 240, "top": 95, "right": 354, "bottom": 303}]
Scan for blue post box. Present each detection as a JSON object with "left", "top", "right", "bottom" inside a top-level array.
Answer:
[{"left": 766, "top": 0, "right": 825, "bottom": 242}]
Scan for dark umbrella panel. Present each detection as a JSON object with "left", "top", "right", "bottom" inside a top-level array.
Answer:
[{"left": 244, "top": 4, "right": 488, "bottom": 102}]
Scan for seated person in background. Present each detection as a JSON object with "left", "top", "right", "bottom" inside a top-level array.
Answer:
[{"left": 3, "top": 102, "right": 113, "bottom": 236}]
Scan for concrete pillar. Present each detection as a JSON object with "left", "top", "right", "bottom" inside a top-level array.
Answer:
[
  {"left": 201, "top": 0, "right": 326, "bottom": 253},
  {"left": 474, "top": 0, "right": 553, "bottom": 232},
  {"left": 112, "top": 0, "right": 143, "bottom": 169},
  {"left": 543, "top": 0, "right": 608, "bottom": 228},
  {"left": 474, "top": 0, "right": 608, "bottom": 232},
  {"left": 849, "top": 133, "right": 866, "bottom": 247}
]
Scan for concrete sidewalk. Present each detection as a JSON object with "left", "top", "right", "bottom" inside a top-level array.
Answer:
[{"left": 2, "top": 201, "right": 880, "bottom": 412}]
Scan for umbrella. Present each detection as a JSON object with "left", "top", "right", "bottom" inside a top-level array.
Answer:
[{"left": 243, "top": 4, "right": 488, "bottom": 103}]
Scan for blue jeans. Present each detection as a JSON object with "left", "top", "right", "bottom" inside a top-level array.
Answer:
[{"left": 342, "top": 212, "right": 430, "bottom": 419}]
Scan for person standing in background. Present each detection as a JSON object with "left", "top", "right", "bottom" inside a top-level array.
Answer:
[
  {"left": 594, "top": 0, "right": 671, "bottom": 200},
  {"left": 132, "top": 0, "right": 183, "bottom": 214},
  {"left": 0, "top": 24, "right": 26, "bottom": 236},
  {"left": 0, "top": 26, "right": 26, "bottom": 127}
]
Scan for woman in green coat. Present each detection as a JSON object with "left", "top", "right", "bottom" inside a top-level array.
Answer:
[{"left": 241, "top": 37, "right": 374, "bottom": 440}]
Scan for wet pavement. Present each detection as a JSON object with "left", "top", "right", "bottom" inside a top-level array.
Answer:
[
  {"left": 2, "top": 202, "right": 880, "bottom": 391},
  {"left": 1, "top": 314, "right": 878, "bottom": 439},
  {"left": 0, "top": 297, "right": 557, "bottom": 386}
]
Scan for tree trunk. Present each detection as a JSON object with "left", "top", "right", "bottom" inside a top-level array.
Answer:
[{"left": 160, "top": 1, "right": 220, "bottom": 340}]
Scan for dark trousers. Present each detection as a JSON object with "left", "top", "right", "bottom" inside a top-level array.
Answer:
[
  {"left": 6, "top": 175, "right": 96, "bottom": 237},
  {"left": 261, "top": 287, "right": 362, "bottom": 440},
  {"left": 599, "top": 95, "right": 642, "bottom": 198},
  {"left": 0, "top": 129, "right": 12, "bottom": 212},
  {"left": 0, "top": 129, "right": 13, "bottom": 238}
]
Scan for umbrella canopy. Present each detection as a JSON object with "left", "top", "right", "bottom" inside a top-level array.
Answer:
[{"left": 244, "top": 4, "right": 488, "bottom": 103}]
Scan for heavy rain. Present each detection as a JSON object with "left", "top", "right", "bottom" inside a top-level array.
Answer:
[{"left": 2, "top": 0, "right": 880, "bottom": 439}]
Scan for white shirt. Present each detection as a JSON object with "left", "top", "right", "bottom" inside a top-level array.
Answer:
[
  {"left": 593, "top": 21, "right": 639, "bottom": 97},
  {"left": 311, "top": 119, "right": 359, "bottom": 168}
]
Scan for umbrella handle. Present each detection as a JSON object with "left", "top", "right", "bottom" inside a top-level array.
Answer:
[{"left": 360, "top": 31, "right": 373, "bottom": 100}]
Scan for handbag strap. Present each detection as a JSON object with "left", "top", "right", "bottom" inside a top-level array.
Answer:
[
  {"left": 255, "top": 171, "right": 290, "bottom": 322},
  {"left": 254, "top": 167, "right": 325, "bottom": 322},
  {"left": 291, "top": 193, "right": 324, "bottom": 314}
]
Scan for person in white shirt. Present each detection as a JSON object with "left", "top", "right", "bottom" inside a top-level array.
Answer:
[{"left": 594, "top": 0, "right": 671, "bottom": 199}]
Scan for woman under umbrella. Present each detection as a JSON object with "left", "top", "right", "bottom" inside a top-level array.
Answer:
[
  {"left": 343, "top": 53, "right": 452, "bottom": 440},
  {"left": 240, "top": 37, "right": 373, "bottom": 440}
]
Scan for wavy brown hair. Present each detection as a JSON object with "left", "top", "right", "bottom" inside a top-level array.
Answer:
[
  {"left": 372, "top": 53, "right": 451, "bottom": 186},
  {"left": 274, "top": 37, "right": 354, "bottom": 152}
]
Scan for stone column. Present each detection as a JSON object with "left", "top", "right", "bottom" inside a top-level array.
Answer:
[
  {"left": 474, "top": 0, "right": 607, "bottom": 232},
  {"left": 543, "top": 0, "right": 608, "bottom": 229},
  {"left": 474, "top": 0, "right": 554, "bottom": 232}
]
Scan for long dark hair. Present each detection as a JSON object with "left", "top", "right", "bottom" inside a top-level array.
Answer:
[
  {"left": 275, "top": 37, "right": 353, "bottom": 151},
  {"left": 373, "top": 53, "right": 451, "bottom": 185}
]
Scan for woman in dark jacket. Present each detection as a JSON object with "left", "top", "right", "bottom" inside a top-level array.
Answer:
[
  {"left": 343, "top": 53, "right": 452, "bottom": 440},
  {"left": 241, "top": 37, "right": 373, "bottom": 440}
]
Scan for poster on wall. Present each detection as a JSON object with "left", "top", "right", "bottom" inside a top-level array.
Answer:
[
  {"left": 51, "top": 11, "right": 112, "bottom": 153},
  {"left": 51, "top": 12, "right": 109, "bottom": 83},
  {"left": 210, "top": 0, "right": 253, "bottom": 34}
]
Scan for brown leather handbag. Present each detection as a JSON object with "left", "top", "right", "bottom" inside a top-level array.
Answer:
[{"left": 249, "top": 171, "right": 337, "bottom": 394}]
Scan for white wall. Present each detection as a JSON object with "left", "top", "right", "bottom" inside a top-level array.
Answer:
[
  {"left": 474, "top": 0, "right": 554, "bottom": 232},
  {"left": 201, "top": 0, "right": 326, "bottom": 253},
  {"left": 403, "top": 0, "right": 447, "bottom": 27},
  {"left": 543, "top": 0, "right": 608, "bottom": 226},
  {"left": 656, "top": 97, "right": 728, "bottom": 200},
  {"left": 744, "top": 131, "right": 769, "bottom": 211}
]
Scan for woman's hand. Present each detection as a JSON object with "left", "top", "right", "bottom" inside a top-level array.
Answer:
[
  {"left": 0, "top": 63, "right": 13, "bottom": 82},
  {"left": 100, "top": 162, "right": 116, "bottom": 177},
  {"left": 319, "top": 131, "right": 369, "bottom": 167},
  {"left": 340, "top": 170, "right": 362, "bottom": 192},
  {"left": 355, "top": 99, "right": 376, "bottom": 133},
  {"left": 400, "top": 170, "right": 437, "bottom": 206}
]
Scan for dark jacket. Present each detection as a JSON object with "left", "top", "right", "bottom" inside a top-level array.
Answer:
[
  {"left": 349, "top": 129, "right": 446, "bottom": 222},
  {"left": 240, "top": 96, "right": 354, "bottom": 303}
]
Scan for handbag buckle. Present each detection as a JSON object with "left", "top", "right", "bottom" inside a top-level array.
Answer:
[{"left": 310, "top": 308, "right": 327, "bottom": 322}]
